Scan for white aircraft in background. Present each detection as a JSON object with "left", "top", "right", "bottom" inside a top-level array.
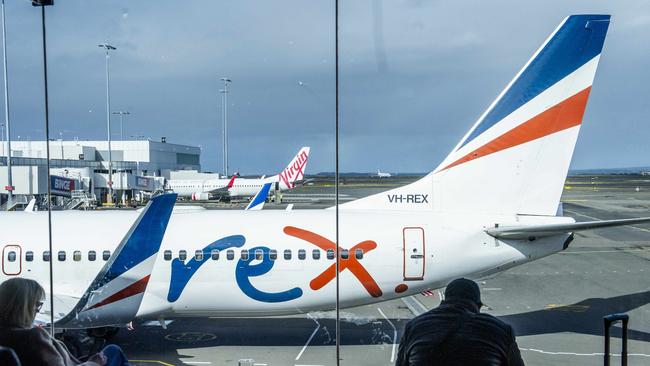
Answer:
[
  {"left": 376, "top": 169, "right": 392, "bottom": 178},
  {"left": 3, "top": 15, "right": 647, "bottom": 331},
  {"left": 166, "top": 147, "right": 310, "bottom": 200}
]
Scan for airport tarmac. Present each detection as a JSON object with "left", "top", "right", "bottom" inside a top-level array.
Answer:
[{"left": 116, "top": 174, "right": 650, "bottom": 365}]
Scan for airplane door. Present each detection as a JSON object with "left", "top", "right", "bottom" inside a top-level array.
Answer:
[
  {"left": 2, "top": 245, "right": 21, "bottom": 276},
  {"left": 403, "top": 227, "right": 425, "bottom": 280}
]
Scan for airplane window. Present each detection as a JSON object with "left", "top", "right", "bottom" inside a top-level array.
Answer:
[
  {"left": 255, "top": 249, "right": 263, "bottom": 260},
  {"left": 73, "top": 251, "right": 82, "bottom": 261},
  {"left": 211, "top": 250, "right": 219, "bottom": 260},
  {"left": 341, "top": 249, "right": 349, "bottom": 260},
  {"left": 164, "top": 250, "right": 172, "bottom": 261},
  {"left": 270, "top": 249, "right": 277, "bottom": 260},
  {"left": 227, "top": 250, "right": 234, "bottom": 260},
  {"left": 25, "top": 251, "right": 33, "bottom": 262},
  {"left": 7, "top": 251, "right": 16, "bottom": 262},
  {"left": 327, "top": 249, "right": 335, "bottom": 260},
  {"left": 43, "top": 251, "right": 50, "bottom": 262},
  {"left": 284, "top": 249, "right": 292, "bottom": 260},
  {"left": 195, "top": 250, "right": 204, "bottom": 261},
  {"left": 58, "top": 251, "right": 66, "bottom": 261},
  {"left": 179, "top": 250, "right": 187, "bottom": 261},
  {"left": 312, "top": 249, "right": 321, "bottom": 260},
  {"left": 102, "top": 250, "right": 111, "bottom": 261},
  {"left": 88, "top": 251, "right": 96, "bottom": 261},
  {"left": 355, "top": 248, "right": 363, "bottom": 260},
  {"left": 241, "top": 250, "right": 249, "bottom": 261},
  {"left": 298, "top": 249, "right": 306, "bottom": 260}
]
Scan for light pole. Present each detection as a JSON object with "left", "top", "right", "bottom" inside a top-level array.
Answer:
[
  {"left": 220, "top": 77, "right": 231, "bottom": 177},
  {"left": 112, "top": 111, "right": 130, "bottom": 141},
  {"left": 1, "top": 0, "right": 14, "bottom": 204},
  {"left": 98, "top": 43, "right": 116, "bottom": 204}
]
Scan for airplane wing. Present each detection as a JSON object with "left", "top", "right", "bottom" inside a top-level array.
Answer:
[
  {"left": 486, "top": 217, "right": 650, "bottom": 240},
  {"left": 53, "top": 193, "right": 177, "bottom": 329},
  {"left": 245, "top": 182, "right": 272, "bottom": 210}
]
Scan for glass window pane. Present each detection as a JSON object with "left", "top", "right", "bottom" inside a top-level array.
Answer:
[
  {"left": 164, "top": 250, "right": 172, "bottom": 261},
  {"left": 270, "top": 249, "right": 277, "bottom": 260},
  {"left": 73, "top": 250, "right": 82, "bottom": 261},
  {"left": 211, "top": 249, "right": 219, "bottom": 260},
  {"left": 340, "top": 249, "right": 349, "bottom": 260},
  {"left": 43, "top": 251, "right": 50, "bottom": 262},
  {"left": 226, "top": 250, "right": 234, "bottom": 260},
  {"left": 241, "top": 250, "right": 249, "bottom": 261},
  {"left": 179, "top": 250, "right": 187, "bottom": 261},
  {"left": 355, "top": 248, "right": 363, "bottom": 260},
  {"left": 284, "top": 249, "right": 292, "bottom": 260},
  {"left": 298, "top": 249, "right": 306, "bottom": 260},
  {"left": 327, "top": 249, "right": 335, "bottom": 260},
  {"left": 88, "top": 251, "right": 96, "bottom": 261},
  {"left": 255, "top": 249, "right": 263, "bottom": 260},
  {"left": 25, "top": 251, "right": 34, "bottom": 262},
  {"left": 58, "top": 251, "right": 66, "bottom": 261},
  {"left": 312, "top": 249, "right": 321, "bottom": 260},
  {"left": 195, "top": 250, "right": 204, "bottom": 261},
  {"left": 102, "top": 250, "right": 110, "bottom": 261},
  {"left": 8, "top": 251, "right": 15, "bottom": 262}
]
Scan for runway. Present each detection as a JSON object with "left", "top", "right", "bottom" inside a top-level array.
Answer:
[{"left": 114, "top": 174, "right": 650, "bottom": 365}]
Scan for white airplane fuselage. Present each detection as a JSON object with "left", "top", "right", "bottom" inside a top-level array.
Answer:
[
  {"left": 0, "top": 209, "right": 567, "bottom": 319},
  {"left": 167, "top": 177, "right": 276, "bottom": 199}
]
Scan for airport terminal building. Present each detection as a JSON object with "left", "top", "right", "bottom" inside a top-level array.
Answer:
[{"left": 0, "top": 139, "right": 201, "bottom": 209}]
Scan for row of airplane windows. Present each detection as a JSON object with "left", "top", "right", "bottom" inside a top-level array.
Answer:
[{"left": 4, "top": 248, "right": 364, "bottom": 263}]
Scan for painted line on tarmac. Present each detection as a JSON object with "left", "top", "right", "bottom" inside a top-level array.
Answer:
[
  {"left": 564, "top": 209, "right": 650, "bottom": 234},
  {"left": 378, "top": 307, "right": 397, "bottom": 363},
  {"left": 401, "top": 296, "right": 428, "bottom": 316},
  {"left": 183, "top": 362, "right": 212, "bottom": 365},
  {"left": 295, "top": 313, "right": 321, "bottom": 361},
  {"left": 562, "top": 248, "right": 650, "bottom": 254},
  {"left": 129, "top": 361, "right": 175, "bottom": 366},
  {"left": 519, "top": 347, "right": 650, "bottom": 358}
]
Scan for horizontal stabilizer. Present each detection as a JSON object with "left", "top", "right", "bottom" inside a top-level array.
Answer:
[{"left": 487, "top": 217, "right": 650, "bottom": 240}]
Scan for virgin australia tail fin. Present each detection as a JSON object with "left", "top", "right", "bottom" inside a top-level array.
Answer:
[
  {"left": 277, "top": 147, "right": 310, "bottom": 190},
  {"left": 56, "top": 193, "right": 176, "bottom": 328},
  {"left": 341, "top": 15, "right": 610, "bottom": 215}
]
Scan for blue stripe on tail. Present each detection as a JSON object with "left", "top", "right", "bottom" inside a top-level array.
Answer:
[{"left": 104, "top": 193, "right": 177, "bottom": 282}]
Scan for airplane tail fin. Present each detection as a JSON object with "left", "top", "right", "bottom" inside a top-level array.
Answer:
[
  {"left": 56, "top": 193, "right": 177, "bottom": 328},
  {"left": 434, "top": 15, "right": 610, "bottom": 215},
  {"left": 278, "top": 147, "right": 310, "bottom": 190},
  {"left": 245, "top": 182, "right": 272, "bottom": 210},
  {"left": 341, "top": 15, "right": 610, "bottom": 215}
]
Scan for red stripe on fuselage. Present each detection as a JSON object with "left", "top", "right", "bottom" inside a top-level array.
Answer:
[
  {"left": 442, "top": 87, "right": 592, "bottom": 171},
  {"left": 86, "top": 275, "right": 150, "bottom": 311}
]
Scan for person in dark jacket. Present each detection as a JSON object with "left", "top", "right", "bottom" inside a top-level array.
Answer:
[
  {"left": 0, "top": 278, "right": 131, "bottom": 366},
  {"left": 396, "top": 278, "right": 524, "bottom": 366}
]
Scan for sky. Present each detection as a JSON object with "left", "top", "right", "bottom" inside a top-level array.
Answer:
[{"left": 1, "top": 0, "right": 649, "bottom": 174}]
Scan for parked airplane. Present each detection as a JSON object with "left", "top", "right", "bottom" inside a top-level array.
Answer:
[
  {"left": 3, "top": 15, "right": 644, "bottom": 330},
  {"left": 376, "top": 169, "right": 392, "bottom": 178},
  {"left": 166, "top": 147, "right": 310, "bottom": 200}
]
